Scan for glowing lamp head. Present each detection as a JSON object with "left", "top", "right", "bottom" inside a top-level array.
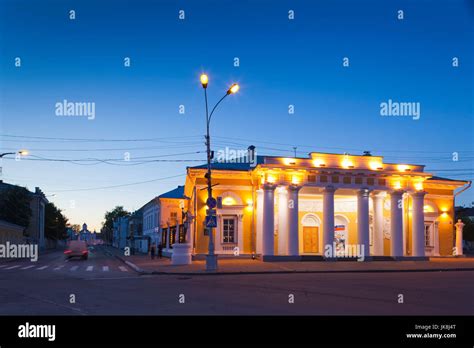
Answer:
[
  {"left": 397, "top": 164, "right": 410, "bottom": 172},
  {"left": 18, "top": 150, "right": 28, "bottom": 156},
  {"left": 266, "top": 174, "right": 276, "bottom": 184},
  {"left": 369, "top": 161, "right": 383, "bottom": 170},
  {"left": 393, "top": 181, "right": 402, "bottom": 190},
  {"left": 342, "top": 157, "right": 354, "bottom": 169},
  {"left": 200, "top": 74, "right": 209, "bottom": 88},
  {"left": 228, "top": 83, "right": 240, "bottom": 94},
  {"left": 313, "top": 159, "right": 325, "bottom": 167},
  {"left": 414, "top": 182, "right": 423, "bottom": 191}
]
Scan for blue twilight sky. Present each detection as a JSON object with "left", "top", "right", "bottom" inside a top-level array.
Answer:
[{"left": 0, "top": 0, "right": 473, "bottom": 230}]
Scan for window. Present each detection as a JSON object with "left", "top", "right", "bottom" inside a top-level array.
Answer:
[
  {"left": 170, "top": 212, "right": 178, "bottom": 224},
  {"left": 222, "top": 217, "right": 237, "bottom": 244},
  {"left": 424, "top": 224, "right": 432, "bottom": 247}
]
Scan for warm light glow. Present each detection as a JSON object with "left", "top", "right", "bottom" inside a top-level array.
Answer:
[
  {"left": 228, "top": 83, "right": 240, "bottom": 94},
  {"left": 424, "top": 205, "right": 435, "bottom": 213},
  {"left": 397, "top": 164, "right": 410, "bottom": 172},
  {"left": 200, "top": 74, "right": 208, "bottom": 88},
  {"left": 341, "top": 157, "right": 354, "bottom": 168},
  {"left": 222, "top": 197, "right": 236, "bottom": 206},
  {"left": 266, "top": 174, "right": 276, "bottom": 183},
  {"left": 291, "top": 175, "right": 301, "bottom": 185},
  {"left": 313, "top": 158, "right": 325, "bottom": 167},
  {"left": 369, "top": 161, "right": 383, "bottom": 170},
  {"left": 414, "top": 182, "right": 423, "bottom": 191},
  {"left": 18, "top": 150, "right": 28, "bottom": 156},
  {"left": 393, "top": 181, "right": 402, "bottom": 190},
  {"left": 283, "top": 158, "right": 296, "bottom": 165},
  {"left": 246, "top": 199, "right": 253, "bottom": 211}
]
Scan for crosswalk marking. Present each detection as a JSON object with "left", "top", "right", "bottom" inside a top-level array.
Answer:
[{"left": 2, "top": 263, "right": 131, "bottom": 273}]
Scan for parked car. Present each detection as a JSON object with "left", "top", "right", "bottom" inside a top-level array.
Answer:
[{"left": 64, "top": 240, "right": 89, "bottom": 260}]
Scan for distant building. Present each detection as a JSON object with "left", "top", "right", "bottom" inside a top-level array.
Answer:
[
  {"left": 112, "top": 216, "right": 128, "bottom": 249},
  {"left": 78, "top": 223, "right": 96, "bottom": 243},
  {"left": 0, "top": 180, "right": 48, "bottom": 249}
]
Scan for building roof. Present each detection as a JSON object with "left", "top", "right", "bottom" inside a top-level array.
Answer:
[
  {"left": 427, "top": 176, "right": 469, "bottom": 183},
  {"left": 158, "top": 185, "right": 185, "bottom": 199},
  {"left": 188, "top": 155, "right": 265, "bottom": 171}
]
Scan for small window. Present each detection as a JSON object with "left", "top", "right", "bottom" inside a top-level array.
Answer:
[
  {"left": 424, "top": 224, "right": 432, "bottom": 247},
  {"left": 222, "top": 217, "right": 236, "bottom": 244},
  {"left": 308, "top": 175, "right": 316, "bottom": 182},
  {"left": 320, "top": 175, "right": 328, "bottom": 183},
  {"left": 343, "top": 176, "right": 351, "bottom": 184},
  {"left": 367, "top": 178, "right": 375, "bottom": 186},
  {"left": 355, "top": 177, "right": 363, "bottom": 184},
  {"left": 378, "top": 179, "right": 386, "bottom": 186},
  {"left": 331, "top": 176, "right": 339, "bottom": 183}
]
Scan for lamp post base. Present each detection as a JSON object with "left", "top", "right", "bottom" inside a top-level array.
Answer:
[{"left": 206, "top": 254, "right": 218, "bottom": 271}]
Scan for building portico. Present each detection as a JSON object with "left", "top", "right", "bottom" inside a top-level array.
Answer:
[{"left": 182, "top": 148, "right": 469, "bottom": 262}]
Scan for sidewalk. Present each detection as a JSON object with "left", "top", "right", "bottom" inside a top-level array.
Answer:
[{"left": 102, "top": 246, "right": 474, "bottom": 275}]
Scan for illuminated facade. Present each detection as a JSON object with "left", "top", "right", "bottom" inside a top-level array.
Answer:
[{"left": 171, "top": 148, "right": 469, "bottom": 261}]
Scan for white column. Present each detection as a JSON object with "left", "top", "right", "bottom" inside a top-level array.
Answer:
[
  {"left": 277, "top": 187, "right": 289, "bottom": 255},
  {"left": 390, "top": 190, "right": 404, "bottom": 257},
  {"left": 372, "top": 192, "right": 385, "bottom": 256},
  {"left": 256, "top": 189, "right": 264, "bottom": 255},
  {"left": 322, "top": 186, "right": 336, "bottom": 256},
  {"left": 287, "top": 185, "right": 301, "bottom": 256},
  {"left": 455, "top": 219, "right": 465, "bottom": 256},
  {"left": 411, "top": 191, "right": 426, "bottom": 257},
  {"left": 262, "top": 183, "right": 276, "bottom": 257},
  {"left": 357, "top": 188, "right": 371, "bottom": 257}
]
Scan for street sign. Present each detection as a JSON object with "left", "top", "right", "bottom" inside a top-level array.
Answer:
[
  {"left": 205, "top": 215, "right": 217, "bottom": 228},
  {"left": 206, "top": 197, "right": 217, "bottom": 209},
  {"left": 207, "top": 208, "right": 216, "bottom": 216}
]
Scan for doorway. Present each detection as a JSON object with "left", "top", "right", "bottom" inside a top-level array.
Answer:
[{"left": 303, "top": 226, "right": 319, "bottom": 253}]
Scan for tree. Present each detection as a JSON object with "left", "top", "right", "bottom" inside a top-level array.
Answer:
[
  {"left": 0, "top": 185, "right": 31, "bottom": 232},
  {"left": 102, "top": 206, "right": 130, "bottom": 244},
  {"left": 70, "top": 224, "right": 81, "bottom": 234},
  {"left": 44, "top": 202, "right": 69, "bottom": 240}
]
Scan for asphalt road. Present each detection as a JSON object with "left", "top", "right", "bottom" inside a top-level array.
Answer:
[{"left": 0, "top": 246, "right": 473, "bottom": 315}]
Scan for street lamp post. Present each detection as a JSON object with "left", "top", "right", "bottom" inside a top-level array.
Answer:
[
  {"left": 200, "top": 74, "right": 239, "bottom": 271},
  {"left": 0, "top": 150, "right": 28, "bottom": 158}
]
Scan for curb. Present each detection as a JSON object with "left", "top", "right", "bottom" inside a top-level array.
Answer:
[
  {"left": 143, "top": 266, "right": 474, "bottom": 276},
  {"left": 101, "top": 247, "right": 474, "bottom": 276}
]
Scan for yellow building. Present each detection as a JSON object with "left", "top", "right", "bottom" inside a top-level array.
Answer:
[{"left": 164, "top": 147, "right": 470, "bottom": 261}]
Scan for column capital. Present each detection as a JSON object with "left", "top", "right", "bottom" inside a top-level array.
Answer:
[
  {"left": 389, "top": 189, "right": 405, "bottom": 196},
  {"left": 322, "top": 185, "right": 336, "bottom": 194},
  {"left": 410, "top": 190, "right": 427, "bottom": 198},
  {"left": 357, "top": 188, "right": 371, "bottom": 197},
  {"left": 288, "top": 184, "right": 302, "bottom": 192},
  {"left": 371, "top": 191, "right": 387, "bottom": 199},
  {"left": 263, "top": 183, "right": 277, "bottom": 191}
]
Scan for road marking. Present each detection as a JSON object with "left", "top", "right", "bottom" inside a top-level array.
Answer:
[
  {"left": 37, "top": 265, "right": 49, "bottom": 270},
  {"left": 119, "top": 266, "right": 128, "bottom": 272},
  {"left": 20, "top": 265, "right": 35, "bottom": 270},
  {"left": 70, "top": 266, "right": 79, "bottom": 271},
  {"left": 54, "top": 265, "right": 65, "bottom": 270},
  {"left": 102, "top": 266, "right": 109, "bottom": 272},
  {"left": 86, "top": 266, "right": 93, "bottom": 271},
  {"left": 5, "top": 265, "right": 20, "bottom": 270},
  {"left": 0, "top": 264, "right": 9, "bottom": 269}
]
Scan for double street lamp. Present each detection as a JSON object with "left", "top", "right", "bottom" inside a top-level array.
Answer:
[
  {"left": 0, "top": 150, "right": 28, "bottom": 158},
  {"left": 200, "top": 74, "right": 239, "bottom": 271}
]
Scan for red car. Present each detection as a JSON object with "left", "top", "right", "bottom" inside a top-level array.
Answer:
[{"left": 64, "top": 240, "right": 89, "bottom": 260}]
